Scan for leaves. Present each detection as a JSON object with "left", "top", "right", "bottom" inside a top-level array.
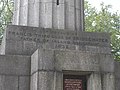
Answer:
[
  {"left": 85, "top": 0, "right": 120, "bottom": 61},
  {"left": 0, "top": 0, "right": 13, "bottom": 42}
]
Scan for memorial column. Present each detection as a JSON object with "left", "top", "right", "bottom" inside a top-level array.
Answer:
[
  {"left": 87, "top": 73, "right": 102, "bottom": 90},
  {"left": 13, "top": 0, "right": 84, "bottom": 31}
]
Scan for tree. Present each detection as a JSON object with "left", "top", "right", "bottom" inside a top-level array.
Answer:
[
  {"left": 0, "top": 0, "right": 13, "bottom": 41},
  {"left": 85, "top": 1, "right": 120, "bottom": 61}
]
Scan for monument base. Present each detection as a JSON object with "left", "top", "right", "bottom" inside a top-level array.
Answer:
[{"left": 0, "top": 25, "right": 116, "bottom": 90}]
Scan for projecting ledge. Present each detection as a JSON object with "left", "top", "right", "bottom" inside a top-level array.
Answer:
[{"left": 31, "top": 48, "right": 114, "bottom": 74}]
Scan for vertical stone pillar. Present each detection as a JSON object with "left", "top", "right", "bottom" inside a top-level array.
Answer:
[
  {"left": 30, "top": 49, "right": 55, "bottom": 90},
  {"left": 87, "top": 73, "right": 102, "bottom": 90},
  {"left": 65, "top": 0, "right": 84, "bottom": 31},
  {"left": 13, "top": 0, "right": 84, "bottom": 31},
  {"left": 31, "top": 71, "right": 55, "bottom": 90},
  {"left": 30, "top": 49, "right": 64, "bottom": 90},
  {"left": 54, "top": 72, "right": 63, "bottom": 90},
  {"left": 103, "top": 73, "right": 115, "bottom": 90}
]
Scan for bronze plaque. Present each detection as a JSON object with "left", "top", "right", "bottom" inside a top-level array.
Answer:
[
  {"left": 64, "top": 79, "right": 82, "bottom": 90},
  {"left": 63, "top": 75, "right": 87, "bottom": 90}
]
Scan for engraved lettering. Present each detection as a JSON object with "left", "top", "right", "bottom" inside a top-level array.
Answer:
[{"left": 8, "top": 28, "right": 109, "bottom": 51}]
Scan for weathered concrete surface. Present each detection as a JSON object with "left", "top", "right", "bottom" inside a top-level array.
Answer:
[
  {"left": 115, "top": 61, "right": 120, "bottom": 90},
  {"left": 0, "top": 55, "right": 30, "bottom": 90},
  {"left": 102, "top": 73, "right": 115, "bottom": 90},
  {"left": 0, "top": 24, "right": 115, "bottom": 90},
  {"left": 0, "top": 55, "right": 30, "bottom": 75},
  {"left": 55, "top": 50, "right": 114, "bottom": 72},
  {"left": 31, "top": 48, "right": 114, "bottom": 73},
  {"left": 30, "top": 48, "right": 115, "bottom": 90},
  {"left": 19, "top": 76, "right": 30, "bottom": 90},
  {"left": 0, "top": 75, "right": 18, "bottom": 90},
  {"left": 30, "top": 71, "right": 55, "bottom": 90},
  {"left": 0, "top": 75, "right": 30, "bottom": 90},
  {"left": 13, "top": 0, "right": 84, "bottom": 31},
  {"left": 31, "top": 49, "right": 54, "bottom": 74},
  {"left": 0, "top": 25, "right": 111, "bottom": 55},
  {"left": 87, "top": 73, "right": 102, "bottom": 90}
]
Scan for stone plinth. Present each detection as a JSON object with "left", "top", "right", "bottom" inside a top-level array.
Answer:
[
  {"left": 30, "top": 48, "right": 114, "bottom": 90},
  {"left": 0, "top": 25, "right": 115, "bottom": 90}
]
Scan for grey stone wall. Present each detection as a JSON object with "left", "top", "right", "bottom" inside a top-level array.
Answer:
[
  {"left": 0, "top": 55, "right": 30, "bottom": 90},
  {"left": 115, "top": 62, "right": 120, "bottom": 90},
  {"left": 0, "top": 25, "right": 111, "bottom": 55},
  {"left": 30, "top": 48, "right": 114, "bottom": 90}
]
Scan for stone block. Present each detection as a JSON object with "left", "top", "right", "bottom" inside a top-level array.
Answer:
[
  {"left": 29, "top": 0, "right": 35, "bottom": 4},
  {"left": 55, "top": 50, "right": 100, "bottom": 72},
  {"left": 23, "top": 41, "right": 37, "bottom": 55},
  {"left": 31, "top": 49, "right": 55, "bottom": 74},
  {"left": 99, "top": 54, "right": 114, "bottom": 73},
  {"left": 28, "top": 3, "right": 36, "bottom": 26},
  {"left": 45, "top": 2, "right": 53, "bottom": 28},
  {"left": 114, "top": 61, "right": 120, "bottom": 90},
  {"left": 39, "top": 2, "right": 47, "bottom": 28},
  {"left": 76, "top": 0, "right": 81, "bottom": 9},
  {"left": 75, "top": 9, "right": 81, "bottom": 31},
  {"left": 19, "top": 76, "right": 30, "bottom": 90},
  {"left": 115, "top": 61, "right": 120, "bottom": 78},
  {"left": 52, "top": 2, "right": 65, "bottom": 29},
  {"left": 31, "top": 71, "right": 55, "bottom": 90},
  {"left": 30, "top": 72, "right": 38, "bottom": 90},
  {"left": 13, "top": 11, "right": 18, "bottom": 25},
  {"left": 0, "top": 75, "right": 18, "bottom": 90},
  {"left": 40, "top": 0, "right": 53, "bottom": 3},
  {"left": 31, "top": 48, "right": 113, "bottom": 73},
  {"left": 87, "top": 73, "right": 102, "bottom": 90},
  {"left": 102, "top": 73, "right": 115, "bottom": 90},
  {"left": 14, "top": 0, "right": 20, "bottom": 11},
  {"left": 5, "top": 40, "right": 23, "bottom": 55},
  {"left": 115, "top": 78, "right": 120, "bottom": 90},
  {"left": 20, "top": 0, "right": 28, "bottom": 7},
  {"left": 0, "top": 55, "right": 30, "bottom": 75},
  {"left": 55, "top": 50, "right": 114, "bottom": 72},
  {"left": 19, "top": 6, "right": 28, "bottom": 25},
  {"left": 1, "top": 25, "right": 111, "bottom": 55},
  {"left": 38, "top": 71, "right": 54, "bottom": 90},
  {"left": 65, "top": 4, "right": 75, "bottom": 30},
  {"left": 54, "top": 72, "right": 63, "bottom": 90},
  {"left": 33, "top": 2, "right": 40, "bottom": 26}
]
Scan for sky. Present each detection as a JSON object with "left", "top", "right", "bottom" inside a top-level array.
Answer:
[{"left": 87, "top": 0, "right": 120, "bottom": 14}]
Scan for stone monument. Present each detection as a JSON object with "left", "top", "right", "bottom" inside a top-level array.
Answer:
[{"left": 0, "top": 0, "right": 118, "bottom": 90}]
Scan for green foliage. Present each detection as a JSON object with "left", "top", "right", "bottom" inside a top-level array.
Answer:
[
  {"left": 85, "top": 1, "right": 120, "bottom": 61},
  {"left": 0, "top": 0, "right": 13, "bottom": 41}
]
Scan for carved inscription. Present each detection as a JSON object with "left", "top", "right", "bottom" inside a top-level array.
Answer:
[
  {"left": 64, "top": 79, "right": 82, "bottom": 90},
  {"left": 7, "top": 28, "right": 110, "bottom": 51}
]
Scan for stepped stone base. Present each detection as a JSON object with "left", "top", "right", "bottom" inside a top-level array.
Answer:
[{"left": 0, "top": 25, "right": 118, "bottom": 90}]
